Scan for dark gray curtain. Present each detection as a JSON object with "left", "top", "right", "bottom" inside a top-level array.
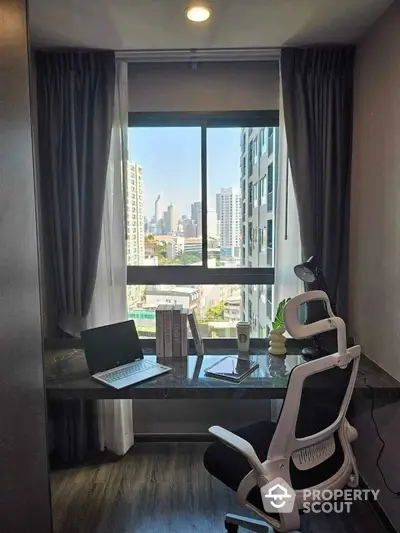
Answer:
[
  {"left": 281, "top": 47, "right": 355, "bottom": 321},
  {"left": 36, "top": 51, "right": 115, "bottom": 336}
]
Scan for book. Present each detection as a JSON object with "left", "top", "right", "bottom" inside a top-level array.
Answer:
[
  {"left": 163, "top": 304, "right": 174, "bottom": 357},
  {"left": 204, "top": 356, "right": 259, "bottom": 383},
  {"left": 155, "top": 304, "right": 165, "bottom": 358},
  {"left": 180, "top": 308, "right": 188, "bottom": 357},
  {"left": 172, "top": 304, "right": 183, "bottom": 357},
  {"left": 187, "top": 309, "right": 204, "bottom": 356}
]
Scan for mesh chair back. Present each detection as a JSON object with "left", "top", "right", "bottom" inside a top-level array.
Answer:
[{"left": 265, "top": 291, "right": 360, "bottom": 486}]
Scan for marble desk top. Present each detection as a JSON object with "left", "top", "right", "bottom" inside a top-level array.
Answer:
[{"left": 44, "top": 344, "right": 400, "bottom": 400}]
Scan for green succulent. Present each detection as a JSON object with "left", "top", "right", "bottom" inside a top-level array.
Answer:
[{"left": 272, "top": 298, "right": 291, "bottom": 330}]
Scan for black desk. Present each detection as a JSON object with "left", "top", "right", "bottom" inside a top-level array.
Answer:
[{"left": 44, "top": 347, "right": 400, "bottom": 400}]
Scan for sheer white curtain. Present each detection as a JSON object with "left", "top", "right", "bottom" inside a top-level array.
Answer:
[
  {"left": 274, "top": 74, "right": 303, "bottom": 306},
  {"left": 87, "top": 61, "right": 134, "bottom": 456},
  {"left": 271, "top": 76, "right": 303, "bottom": 424}
]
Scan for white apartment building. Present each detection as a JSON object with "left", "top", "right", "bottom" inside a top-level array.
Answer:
[
  {"left": 207, "top": 208, "right": 218, "bottom": 238},
  {"left": 241, "top": 127, "right": 279, "bottom": 337},
  {"left": 166, "top": 237, "right": 184, "bottom": 259},
  {"left": 126, "top": 161, "right": 145, "bottom": 307},
  {"left": 219, "top": 187, "right": 241, "bottom": 260}
]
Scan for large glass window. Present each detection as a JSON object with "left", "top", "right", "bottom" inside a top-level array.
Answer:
[
  {"left": 128, "top": 284, "right": 273, "bottom": 339},
  {"left": 127, "top": 112, "right": 278, "bottom": 337},
  {"left": 127, "top": 127, "right": 201, "bottom": 267}
]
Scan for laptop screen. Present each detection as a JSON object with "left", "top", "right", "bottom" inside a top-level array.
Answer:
[{"left": 81, "top": 320, "right": 143, "bottom": 374}]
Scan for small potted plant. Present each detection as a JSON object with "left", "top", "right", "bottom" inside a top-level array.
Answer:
[{"left": 268, "top": 298, "right": 291, "bottom": 356}]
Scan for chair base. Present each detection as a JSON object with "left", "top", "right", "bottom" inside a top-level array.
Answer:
[
  {"left": 225, "top": 513, "right": 273, "bottom": 532},
  {"left": 224, "top": 513, "right": 301, "bottom": 533}
]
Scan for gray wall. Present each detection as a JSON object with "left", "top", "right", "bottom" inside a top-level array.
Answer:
[
  {"left": 0, "top": 0, "right": 52, "bottom": 531},
  {"left": 350, "top": 1, "right": 400, "bottom": 529},
  {"left": 128, "top": 61, "right": 279, "bottom": 112},
  {"left": 30, "top": 53, "right": 58, "bottom": 339}
]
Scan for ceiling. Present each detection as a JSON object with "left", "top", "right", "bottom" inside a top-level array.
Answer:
[{"left": 29, "top": 0, "right": 393, "bottom": 51}]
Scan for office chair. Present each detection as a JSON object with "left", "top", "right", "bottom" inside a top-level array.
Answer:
[{"left": 204, "top": 291, "right": 360, "bottom": 533}]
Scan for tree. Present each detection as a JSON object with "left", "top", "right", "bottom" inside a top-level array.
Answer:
[
  {"left": 180, "top": 252, "right": 201, "bottom": 265},
  {"left": 204, "top": 300, "right": 226, "bottom": 322},
  {"left": 155, "top": 241, "right": 167, "bottom": 259},
  {"left": 145, "top": 233, "right": 155, "bottom": 242},
  {"left": 158, "top": 252, "right": 200, "bottom": 265}
]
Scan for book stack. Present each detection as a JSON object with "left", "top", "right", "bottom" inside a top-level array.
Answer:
[
  {"left": 155, "top": 305, "right": 203, "bottom": 357},
  {"left": 187, "top": 309, "right": 204, "bottom": 356}
]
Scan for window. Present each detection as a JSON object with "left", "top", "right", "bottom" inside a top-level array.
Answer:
[
  {"left": 253, "top": 138, "right": 258, "bottom": 166},
  {"left": 248, "top": 222, "right": 253, "bottom": 255},
  {"left": 248, "top": 182, "right": 253, "bottom": 217},
  {"left": 260, "top": 128, "right": 266, "bottom": 154},
  {"left": 261, "top": 227, "right": 267, "bottom": 251},
  {"left": 127, "top": 113, "right": 278, "bottom": 337},
  {"left": 268, "top": 128, "right": 274, "bottom": 156},
  {"left": 261, "top": 127, "right": 267, "bottom": 154},
  {"left": 128, "top": 284, "right": 272, "bottom": 338},
  {"left": 241, "top": 156, "right": 246, "bottom": 177},
  {"left": 267, "top": 220, "right": 273, "bottom": 266},
  {"left": 252, "top": 227, "right": 257, "bottom": 251},
  {"left": 248, "top": 140, "right": 253, "bottom": 176},
  {"left": 260, "top": 176, "right": 267, "bottom": 205},
  {"left": 267, "top": 163, "right": 273, "bottom": 211}
]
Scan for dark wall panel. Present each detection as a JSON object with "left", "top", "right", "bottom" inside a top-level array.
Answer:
[
  {"left": 128, "top": 61, "right": 279, "bottom": 112},
  {"left": 0, "top": 0, "right": 52, "bottom": 531}
]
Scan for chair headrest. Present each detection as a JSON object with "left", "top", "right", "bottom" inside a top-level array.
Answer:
[{"left": 283, "top": 291, "right": 347, "bottom": 357}]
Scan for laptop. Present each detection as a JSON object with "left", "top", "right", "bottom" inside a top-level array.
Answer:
[{"left": 81, "top": 320, "right": 171, "bottom": 389}]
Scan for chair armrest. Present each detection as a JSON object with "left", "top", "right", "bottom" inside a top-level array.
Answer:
[
  {"left": 344, "top": 419, "right": 358, "bottom": 443},
  {"left": 209, "top": 426, "right": 265, "bottom": 477}
]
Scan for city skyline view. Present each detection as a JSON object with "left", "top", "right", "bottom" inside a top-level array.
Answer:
[
  {"left": 126, "top": 125, "right": 279, "bottom": 339},
  {"left": 128, "top": 127, "right": 241, "bottom": 219}
]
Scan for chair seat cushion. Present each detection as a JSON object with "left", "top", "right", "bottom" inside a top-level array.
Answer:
[{"left": 203, "top": 420, "right": 345, "bottom": 512}]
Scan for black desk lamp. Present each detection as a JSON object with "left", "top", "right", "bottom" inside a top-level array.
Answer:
[{"left": 294, "top": 256, "right": 335, "bottom": 359}]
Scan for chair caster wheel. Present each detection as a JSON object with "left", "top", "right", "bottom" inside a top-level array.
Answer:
[{"left": 225, "top": 521, "right": 239, "bottom": 533}]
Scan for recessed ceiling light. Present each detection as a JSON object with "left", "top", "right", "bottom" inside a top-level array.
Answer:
[{"left": 186, "top": 5, "right": 211, "bottom": 23}]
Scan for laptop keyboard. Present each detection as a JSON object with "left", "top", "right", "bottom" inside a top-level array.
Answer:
[{"left": 101, "top": 360, "right": 155, "bottom": 383}]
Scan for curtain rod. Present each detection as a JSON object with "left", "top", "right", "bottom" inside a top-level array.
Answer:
[{"left": 115, "top": 48, "right": 281, "bottom": 63}]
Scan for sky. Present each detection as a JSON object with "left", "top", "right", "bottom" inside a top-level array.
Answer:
[{"left": 128, "top": 127, "right": 241, "bottom": 219}]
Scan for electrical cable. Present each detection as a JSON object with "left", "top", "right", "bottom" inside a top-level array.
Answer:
[{"left": 358, "top": 371, "right": 400, "bottom": 496}]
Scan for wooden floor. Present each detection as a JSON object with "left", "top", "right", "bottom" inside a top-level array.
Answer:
[{"left": 50, "top": 443, "right": 387, "bottom": 533}]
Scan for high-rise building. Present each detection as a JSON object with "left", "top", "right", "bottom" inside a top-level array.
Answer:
[
  {"left": 154, "top": 194, "right": 162, "bottom": 226},
  {"left": 183, "top": 218, "right": 196, "bottom": 238},
  {"left": 216, "top": 193, "right": 221, "bottom": 221},
  {"left": 219, "top": 187, "right": 241, "bottom": 260},
  {"left": 207, "top": 208, "right": 218, "bottom": 238},
  {"left": 241, "top": 127, "right": 279, "bottom": 337},
  {"left": 191, "top": 201, "right": 202, "bottom": 236},
  {"left": 126, "top": 161, "right": 144, "bottom": 265},
  {"left": 126, "top": 162, "right": 145, "bottom": 307},
  {"left": 156, "top": 218, "right": 165, "bottom": 235},
  {"left": 165, "top": 204, "right": 178, "bottom": 234}
]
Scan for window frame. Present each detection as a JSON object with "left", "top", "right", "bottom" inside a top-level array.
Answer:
[{"left": 127, "top": 110, "right": 278, "bottom": 287}]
